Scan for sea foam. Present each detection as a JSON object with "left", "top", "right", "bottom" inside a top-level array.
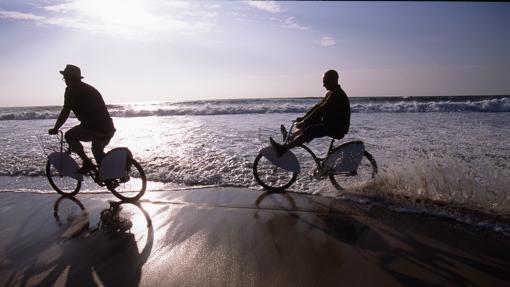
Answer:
[{"left": 1, "top": 96, "right": 509, "bottom": 121}]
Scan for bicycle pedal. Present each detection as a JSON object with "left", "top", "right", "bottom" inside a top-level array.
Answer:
[
  {"left": 312, "top": 169, "right": 327, "bottom": 180},
  {"left": 346, "top": 170, "right": 357, "bottom": 176},
  {"left": 107, "top": 181, "right": 120, "bottom": 189}
]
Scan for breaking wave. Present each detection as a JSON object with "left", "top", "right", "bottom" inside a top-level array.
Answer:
[{"left": 1, "top": 96, "right": 509, "bottom": 121}]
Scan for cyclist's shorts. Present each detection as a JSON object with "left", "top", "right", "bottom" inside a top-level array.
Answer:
[{"left": 301, "top": 124, "right": 344, "bottom": 143}]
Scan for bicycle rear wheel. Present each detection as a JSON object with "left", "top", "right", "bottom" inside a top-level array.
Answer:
[
  {"left": 46, "top": 160, "right": 81, "bottom": 196},
  {"left": 107, "top": 158, "right": 147, "bottom": 202},
  {"left": 329, "top": 151, "right": 377, "bottom": 191},
  {"left": 253, "top": 153, "right": 297, "bottom": 192}
]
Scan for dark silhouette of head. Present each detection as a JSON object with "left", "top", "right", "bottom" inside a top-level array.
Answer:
[
  {"left": 60, "top": 64, "right": 83, "bottom": 86},
  {"left": 323, "top": 69, "right": 339, "bottom": 91}
]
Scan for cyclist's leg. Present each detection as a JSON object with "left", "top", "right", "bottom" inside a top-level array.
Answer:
[
  {"left": 91, "top": 132, "right": 114, "bottom": 164},
  {"left": 271, "top": 123, "right": 328, "bottom": 156},
  {"left": 65, "top": 126, "right": 93, "bottom": 163},
  {"left": 286, "top": 124, "right": 328, "bottom": 149}
]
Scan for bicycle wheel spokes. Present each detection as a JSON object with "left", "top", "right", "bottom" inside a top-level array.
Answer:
[
  {"left": 46, "top": 160, "right": 81, "bottom": 196},
  {"left": 253, "top": 154, "right": 297, "bottom": 192},
  {"left": 107, "top": 159, "right": 147, "bottom": 202},
  {"left": 329, "top": 151, "right": 377, "bottom": 191}
]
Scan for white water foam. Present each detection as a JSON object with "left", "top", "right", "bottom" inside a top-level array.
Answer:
[
  {"left": 1, "top": 100, "right": 509, "bottom": 233},
  {"left": 1, "top": 96, "right": 509, "bottom": 120}
]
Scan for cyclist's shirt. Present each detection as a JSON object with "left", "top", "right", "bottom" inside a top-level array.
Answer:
[
  {"left": 322, "top": 85, "right": 350, "bottom": 136},
  {"left": 304, "top": 85, "right": 350, "bottom": 138},
  {"left": 64, "top": 82, "right": 115, "bottom": 134}
]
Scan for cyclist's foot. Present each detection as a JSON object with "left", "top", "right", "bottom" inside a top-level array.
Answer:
[
  {"left": 120, "top": 175, "right": 130, "bottom": 183},
  {"left": 280, "top": 124, "right": 288, "bottom": 141},
  {"left": 77, "top": 160, "right": 95, "bottom": 174},
  {"left": 269, "top": 137, "right": 288, "bottom": 157}
]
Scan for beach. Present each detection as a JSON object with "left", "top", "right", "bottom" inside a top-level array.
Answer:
[
  {"left": 1, "top": 97, "right": 510, "bottom": 286},
  {"left": 1, "top": 187, "right": 509, "bottom": 286},
  {"left": 2, "top": 0, "right": 510, "bottom": 285}
]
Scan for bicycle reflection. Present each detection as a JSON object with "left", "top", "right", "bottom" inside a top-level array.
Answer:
[
  {"left": 53, "top": 196, "right": 152, "bottom": 235},
  {"left": 26, "top": 197, "right": 154, "bottom": 286},
  {"left": 253, "top": 191, "right": 363, "bottom": 245}
]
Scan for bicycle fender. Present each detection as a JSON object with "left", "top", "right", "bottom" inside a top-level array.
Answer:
[
  {"left": 99, "top": 147, "right": 132, "bottom": 181},
  {"left": 326, "top": 141, "right": 365, "bottom": 173},
  {"left": 260, "top": 146, "right": 300, "bottom": 173},
  {"left": 48, "top": 152, "right": 83, "bottom": 181}
]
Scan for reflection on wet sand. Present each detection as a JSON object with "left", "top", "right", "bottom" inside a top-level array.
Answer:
[
  {"left": 3, "top": 196, "right": 153, "bottom": 286},
  {"left": 0, "top": 188, "right": 509, "bottom": 286}
]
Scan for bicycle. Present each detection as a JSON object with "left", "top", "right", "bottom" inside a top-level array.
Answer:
[
  {"left": 253, "top": 121, "right": 378, "bottom": 192},
  {"left": 44, "top": 130, "right": 147, "bottom": 201}
]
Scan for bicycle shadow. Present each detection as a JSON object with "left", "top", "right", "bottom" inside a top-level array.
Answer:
[
  {"left": 253, "top": 191, "right": 370, "bottom": 245},
  {"left": 3, "top": 196, "right": 153, "bottom": 287},
  {"left": 253, "top": 191, "right": 510, "bottom": 286}
]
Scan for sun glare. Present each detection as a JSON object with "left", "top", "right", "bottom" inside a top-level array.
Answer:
[
  {"left": 86, "top": 1, "right": 146, "bottom": 24},
  {"left": 47, "top": 0, "right": 204, "bottom": 39},
  {"left": 75, "top": 0, "right": 153, "bottom": 32}
]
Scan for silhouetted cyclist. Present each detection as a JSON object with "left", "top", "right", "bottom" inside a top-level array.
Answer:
[
  {"left": 270, "top": 69, "right": 350, "bottom": 156},
  {"left": 49, "top": 64, "right": 116, "bottom": 173}
]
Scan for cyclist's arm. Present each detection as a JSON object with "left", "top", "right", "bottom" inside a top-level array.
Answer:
[
  {"left": 52, "top": 106, "right": 71, "bottom": 130},
  {"left": 303, "top": 103, "right": 320, "bottom": 118},
  {"left": 297, "top": 99, "right": 324, "bottom": 123},
  {"left": 301, "top": 94, "right": 332, "bottom": 124}
]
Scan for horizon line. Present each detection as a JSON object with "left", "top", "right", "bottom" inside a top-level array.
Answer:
[{"left": 0, "top": 94, "right": 509, "bottom": 109}]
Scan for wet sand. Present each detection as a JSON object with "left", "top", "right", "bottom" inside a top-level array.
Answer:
[{"left": 1, "top": 187, "right": 509, "bottom": 286}]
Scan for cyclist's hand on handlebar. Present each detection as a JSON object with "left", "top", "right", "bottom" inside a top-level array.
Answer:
[{"left": 48, "top": 128, "right": 58, "bottom": 135}]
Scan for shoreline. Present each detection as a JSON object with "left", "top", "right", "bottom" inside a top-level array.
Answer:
[
  {"left": 1, "top": 187, "right": 510, "bottom": 286},
  {"left": 2, "top": 173, "right": 510, "bottom": 236},
  {"left": 2, "top": 174, "right": 510, "bottom": 236}
]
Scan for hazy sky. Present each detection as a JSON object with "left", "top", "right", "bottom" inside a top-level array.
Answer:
[{"left": 1, "top": 1, "right": 510, "bottom": 107}]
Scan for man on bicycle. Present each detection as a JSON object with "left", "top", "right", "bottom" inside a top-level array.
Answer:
[
  {"left": 270, "top": 69, "right": 350, "bottom": 156},
  {"left": 48, "top": 64, "right": 116, "bottom": 173}
]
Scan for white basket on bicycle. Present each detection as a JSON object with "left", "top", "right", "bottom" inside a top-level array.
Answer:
[
  {"left": 48, "top": 152, "right": 83, "bottom": 181},
  {"left": 259, "top": 146, "right": 301, "bottom": 173},
  {"left": 99, "top": 147, "right": 133, "bottom": 181},
  {"left": 324, "top": 141, "right": 365, "bottom": 173}
]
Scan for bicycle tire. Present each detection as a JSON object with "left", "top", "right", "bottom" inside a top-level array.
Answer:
[
  {"left": 53, "top": 196, "right": 86, "bottom": 226},
  {"left": 329, "top": 151, "right": 378, "bottom": 191},
  {"left": 46, "top": 160, "right": 81, "bottom": 196},
  {"left": 107, "top": 158, "right": 147, "bottom": 202},
  {"left": 253, "top": 153, "right": 297, "bottom": 192}
]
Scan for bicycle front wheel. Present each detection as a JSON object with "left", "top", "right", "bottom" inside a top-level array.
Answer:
[
  {"left": 107, "top": 158, "right": 147, "bottom": 202},
  {"left": 46, "top": 160, "right": 81, "bottom": 196},
  {"left": 329, "top": 151, "right": 378, "bottom": 191},
  {"left": 253, "top": 153, "right": 297, "bottom": 192}
]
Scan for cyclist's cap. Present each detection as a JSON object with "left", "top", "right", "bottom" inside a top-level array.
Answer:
[{"left": 60, "top": 64, "right": 84, "bottom": 80}]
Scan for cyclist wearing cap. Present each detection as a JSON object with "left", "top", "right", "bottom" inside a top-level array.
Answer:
[
  {"left": 270, "top": 69, "right": 350, "bottom": 156},
  {"left": 49, "top": 64, "right": 116, "bottom": 173}
]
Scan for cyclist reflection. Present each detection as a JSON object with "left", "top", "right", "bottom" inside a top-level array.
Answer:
[{"left": 29, "top": 197, "right": 154, "bottom": 286}]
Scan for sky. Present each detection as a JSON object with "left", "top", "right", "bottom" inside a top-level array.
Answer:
[{"left": 0, "top": 1, "right": 510, "bottom": 107}]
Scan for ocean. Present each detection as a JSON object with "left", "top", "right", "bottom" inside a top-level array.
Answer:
[{"left": 1, "top": 95, "right": 509, "bottom": 233}]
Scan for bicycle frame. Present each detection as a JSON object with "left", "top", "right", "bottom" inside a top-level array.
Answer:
[
  {"left": 53, "top": 130, "right": 110, "bottom": 187},
  {"left": 58, "top": 130, "right": 65, "bottom": 153},
  {"left": 47, "top": 129, "right": 147, "bottom": 201},
  {"left": 255, "top": 122, "right": 376, "bottom": 192},
  {"left": 86, "top": 167, "right": 108, "bottom": 187},
  {"left": 283, "top": 121, "right": 337, "bottom": 171}
]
